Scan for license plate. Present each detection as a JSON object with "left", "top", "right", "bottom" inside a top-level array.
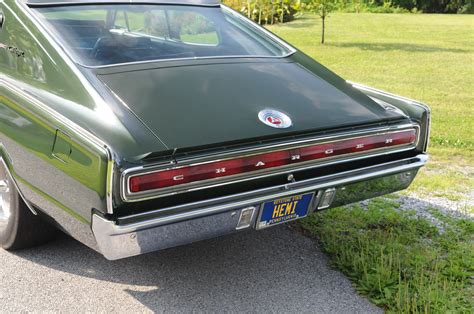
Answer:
[{"left": 256, "top": 193, "right": 314, "bottom": 229}]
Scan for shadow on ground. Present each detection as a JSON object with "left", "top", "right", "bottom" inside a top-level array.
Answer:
[
  {"left": 277, "top": 17, "right": 315, "bottom": 28},
  {"left": 11, "top": 225, "right": 380, "bottom": 312},
  {"left": 327, "top": 42, "right": 469, "bottom": 53}
]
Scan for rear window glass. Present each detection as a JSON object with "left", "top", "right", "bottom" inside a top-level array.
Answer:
[{"left": 33, "top": 5, "right": 291, "bottom": 66}]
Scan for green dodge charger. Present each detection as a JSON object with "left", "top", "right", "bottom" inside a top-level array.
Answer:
[{"left": 0, "top": 0, "right": 430, "bottom": 260}]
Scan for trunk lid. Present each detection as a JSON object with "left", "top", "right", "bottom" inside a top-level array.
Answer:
[{"left": 99, "top": 61, "right": 404, "bottom": 150}]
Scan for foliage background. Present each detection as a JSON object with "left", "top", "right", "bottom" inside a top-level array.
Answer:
[{"left": 223, "top": 0, "right": 473, "bottom": 25}]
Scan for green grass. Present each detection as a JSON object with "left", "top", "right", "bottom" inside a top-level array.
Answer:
[
  {"left": 267, "top": 13, "right": 474, "bottom": 200},
  {"left": 406, "top": 147, "right": 474, "bottom": 200},
  {"left": 268, "top": 14, "right": 474, "bottom": 312},
  {"left": 180, "top": 32, "right": 219, "bottom": 45},
  {"left": 299, "top": 200, "right": 474, "bottom": 312},
  {"left": 267, "top": 13, "right": 474, "bottom": 152}
]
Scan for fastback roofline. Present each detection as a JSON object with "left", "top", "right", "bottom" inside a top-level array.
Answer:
[{"left": 25, "top": 0, "right": 221, "bottom": 7}]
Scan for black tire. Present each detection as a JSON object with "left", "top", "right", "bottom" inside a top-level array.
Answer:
[{"left": 0, "top": 162, "right": 57, "bottom": 250}]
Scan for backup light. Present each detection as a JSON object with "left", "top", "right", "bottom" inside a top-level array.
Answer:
[
  {"left": 128, "top": 129, "right": 417, "bottom": 194},
  {"left": 236, "top": 207, "right": 256, "bottom": 230},
  {"left": 318, "top": 188, "right": 337, "bottom": 209}
]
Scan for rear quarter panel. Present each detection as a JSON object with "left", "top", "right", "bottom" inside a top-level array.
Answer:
[{"left": 0, "top": 0, "right": 110, "bottom": 248}]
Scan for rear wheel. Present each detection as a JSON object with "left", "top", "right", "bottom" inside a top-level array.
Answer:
[{"left": 0, "top": 162, "right": 57, "bottom": 250}]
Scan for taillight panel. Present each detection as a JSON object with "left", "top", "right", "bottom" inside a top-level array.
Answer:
[{"left": 126, "top": 127, "right": 418, "bottom": 199}]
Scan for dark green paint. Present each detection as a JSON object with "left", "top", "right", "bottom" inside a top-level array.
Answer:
[
  {"left": 52, "top": 130, "right": 72, "bottom": 163},
  {"left": 99, "top": 56, "right": 405, "bottom": 150},
  {"left": 0, "top": 0, "right": 426, "bottom": 249}
]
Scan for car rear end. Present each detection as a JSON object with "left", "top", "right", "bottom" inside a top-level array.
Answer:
[
  {"left": 27, "top": 0, "right": 430, "bottom": 260},
  {"left": 93, "top": 108, "right": 429, "bottom": 260}
]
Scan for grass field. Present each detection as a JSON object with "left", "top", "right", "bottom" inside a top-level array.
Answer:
[
  {"left": 268, "top": 14, "right": 474, "bottom": 312},
  {"left": 268, "top": 13, "right": 474, "bottom": 152},
  {"left": 268, "top": 13, "right": 474, "bottom": 196}
]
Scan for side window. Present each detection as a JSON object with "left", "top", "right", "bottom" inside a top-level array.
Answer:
[
  {"left": 41, "top": 9, "right": 106, "bottom": 50},
  {"left": 114, "top": 11, "right": 129, "bottom": 30},
  {"left": 143, "top": 10, "right": 171, "bottom": 39},
  {"left": 168, "top": 12, "right": 219, "bottom": 46},
  {"left": 115, "top": 11, "right": 145, "bottom": 32}
]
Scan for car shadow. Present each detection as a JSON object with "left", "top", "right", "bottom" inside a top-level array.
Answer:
[
  {"left": 275, "top": 17, "right": 315, "bottom": 28},
  {"left": 327, "top": 42, "right": 469, "bottom": 53},
  {"left": 11, "top": 225, "right": 379, "bottom": 312}
]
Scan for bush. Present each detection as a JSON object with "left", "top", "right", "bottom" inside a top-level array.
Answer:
[
  {"left": 223, "top": 0, "right": 301, "bottom": 24},
  {"left": 334, "top": 3, "right": 411, "bottom": 13},
  {"left": 298, "top": 0, "right": 474, "bottom": 14}
]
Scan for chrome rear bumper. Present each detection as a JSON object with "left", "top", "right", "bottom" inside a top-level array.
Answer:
[{"left": 92, "top": 154, "right": 428, "bottom": 260}]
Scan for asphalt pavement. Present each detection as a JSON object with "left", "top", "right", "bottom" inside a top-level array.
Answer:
[{"left": 0, "top": 225, "right": 381, "bottom": 313}]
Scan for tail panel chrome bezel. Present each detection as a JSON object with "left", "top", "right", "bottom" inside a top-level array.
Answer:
[{"left": 121, "top": 123, "right": 420, "bottom": 202}]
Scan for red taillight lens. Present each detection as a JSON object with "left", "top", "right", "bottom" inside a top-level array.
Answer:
[{"left": 129, "top": 129, "right": 417, "bottom": 193}]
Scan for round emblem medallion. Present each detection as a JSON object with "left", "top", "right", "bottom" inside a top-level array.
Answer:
[{"left": 258, "top": 109, "right": 292, "bottom": 129}]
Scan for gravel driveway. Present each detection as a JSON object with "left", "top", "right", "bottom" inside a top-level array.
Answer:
[{"left": 0, "top": 225, "right": 380, "bottom": 313}]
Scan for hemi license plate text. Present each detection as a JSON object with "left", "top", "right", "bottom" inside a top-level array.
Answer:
[{"left": 257, "top": 193, "right": 314, "bottom": 229}]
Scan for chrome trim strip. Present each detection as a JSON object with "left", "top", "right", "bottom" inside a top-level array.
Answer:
[
  {"left": 26, "top": 0, "right": 221, "bottom": 7},
  {"left": 121, "top": 124, "right": 420, "bottom": 202},
  {"left": 105, "top": 150, "right": 115, "bottom": 212},
  {"left": 83, "top": 54, "right": 295, "bottom": 70},
  {"left": 112, "top": 154, "right": 428, "bottom": 233},
  {"left": 349, "top": 81, "right": 431, "bottom": 152},
  {"left": 349, "top": 82, "right": 429, "bottom": 109},
  {"left": 13, "top": 1, "right": 118, "bottom": 213}
]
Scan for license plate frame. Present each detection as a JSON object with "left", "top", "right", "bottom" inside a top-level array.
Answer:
[{"left": 256, "top": 192, "right": 315, "bottom": 230}]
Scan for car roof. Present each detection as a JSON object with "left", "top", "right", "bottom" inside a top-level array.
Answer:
[{"left": 25, "top": 0, "right": 220, "bottom": 7}]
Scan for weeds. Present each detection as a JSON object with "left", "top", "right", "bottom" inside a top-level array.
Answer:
[{"left": 300, "top": 200, "right": 474, "bottom": 312}]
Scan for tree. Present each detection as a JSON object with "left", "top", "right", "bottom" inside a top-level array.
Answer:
[{"left": 305, "top": 0, "right": 334, "bottom": 44}]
